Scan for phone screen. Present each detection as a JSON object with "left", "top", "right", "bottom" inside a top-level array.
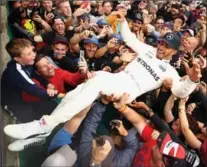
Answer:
[{"left": 80, "top": 50, "right": 85, "bottom": 58}]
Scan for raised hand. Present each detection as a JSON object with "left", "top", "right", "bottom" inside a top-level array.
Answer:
[
  {"left": 136, "top": 29, "right": 145, "bottom": 42},
  {"left": 178, "top": 97, "right": 188, "bottom": 110},
  {"left": 143, "top": 14, "right": 153, "bottom": 24},
  {"left": 120, "top": 52, "right": 137, "bottom": 63},
  {"left": 91, "top": 139, "right": 112, "bottom": 165},
  {"left": 110, "top": 120, "right": 128, "bottom": 136},
  {"left": 182, "top": 60, "right": 202, "bottom": 82},
  {"left": 73, "top": 6, "right": 87, "bottom": 17},
  {"left": 100, "top": 93, "right": 130, "bottom": 110},
  {"left": 78, "top": 54, "right": 88, "bottom": 75},
  {"left": 106, "top": 38, "right": 117, "bottom": 49},
  {"left": 129, "top": 101, "right": 149, "bottom": 111},
  {"left": 79, "top": 30, "right": 93, "bottom": 39},
  {"left": 32, "top": 13, "right": 43, "bottom": 23},
  {"left": 44, "top": 11, "right": 55, "bottom": 22},
  {"left": 111, "top": 11, "right": 126, "bottom": 22}
]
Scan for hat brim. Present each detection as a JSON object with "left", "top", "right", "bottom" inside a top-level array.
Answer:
[
  {"left": 84, "top": 40, "right": 99, "bottom": 46},
  {"left": 52, "top": 40, "right": 69, "bottom": 46},
  {"left": 158, "top": 38, "right": 177, "bottom": 50},
  {"left": 181, "top": 30, "right": 194, "bottom": 36}
]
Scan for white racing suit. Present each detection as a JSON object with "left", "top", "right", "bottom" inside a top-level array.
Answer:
[{"left": 43, "top": 20, "right": 197, "bottom": 130}]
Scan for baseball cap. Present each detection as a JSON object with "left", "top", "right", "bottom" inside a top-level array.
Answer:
[
  {"left": 157, "top": 132, "right": 200, "bottom": 167},
  {"left": 96, "top": 19, "right": 109, "bottom": 26},
  {"left": 132, "top": 12, "right": 143, "bottom": 23},
  {"left": 109, "top": 33, "right": 124, "bottom": 43},
  {"left": 158, "top": 32, "right": 181, "bottom": 50},
  {"left": 78, "top": 13, "right": 90, "bottom": 21},
  {"left": 52, "top": 36, "right": 69, "bottom": 46},
  {"left": 145, "top": 34, "right": 158, "bottom": 47},
  {"left": 157, "top": 132, "right": 187, "bottom": 167},
  {"left": 84, "top": 36, "right": 99, "bottom": 46},
  {"left": 116, "top": 4, "right": 127, "bottom": 10},
  {"left": 171, "top": 3, "right": 181, "bottom": 9},
  {"left": 181, "top": 29, "right": 195, "bottom": 36}
]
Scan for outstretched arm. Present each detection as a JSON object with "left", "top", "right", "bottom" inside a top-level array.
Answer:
[
  {"left": 178, "top": 99, "right": 202, "bottom": 149},
  {"left": 164, "top": 94, "right": 175, "bottom": 123},
  {"left": 171, "top": 61, "right": 201, "bottom": 98},
  {"left": 120, "top": 18, "right": 155, "bottom": 55}
]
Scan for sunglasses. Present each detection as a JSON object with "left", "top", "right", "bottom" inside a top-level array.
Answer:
[{"left": 98, "top": 25, "right": 109, "bottom": 29}]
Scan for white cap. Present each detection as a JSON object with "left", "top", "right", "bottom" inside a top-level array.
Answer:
[{"left": 182, "top": 29, "right": 195, "bottom": 36}]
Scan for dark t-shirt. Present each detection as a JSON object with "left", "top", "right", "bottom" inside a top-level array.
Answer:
[
  {"left": 38, "top": 45, "right": 78, "bottom": 73},
  {"left": 41, "top": 30, "right": 74, "bottom": 45},
  {"left": 152, "top": 90, "right": 171, "bottom": 119}
]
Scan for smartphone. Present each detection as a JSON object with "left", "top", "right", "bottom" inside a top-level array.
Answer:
[
  {"left": 110, "top": 120, "right": 121, "bottom": 127},
  {"left": 95, "top": 137, "right": 105, "bottom": 147},
  {"left": 91, "top": 132, "right": 105, "bottom": 146},
  {"left": 80, "top": 50, "right": 85, "bottom": 59}
]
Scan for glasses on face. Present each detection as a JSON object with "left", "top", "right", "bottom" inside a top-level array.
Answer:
[{"left": 99, "top": 25, "right": 109, "bottom": 29}]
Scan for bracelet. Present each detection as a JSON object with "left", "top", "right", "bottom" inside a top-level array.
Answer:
[{"left": 118, "top": 104, "right": 127, "bottom": 113}]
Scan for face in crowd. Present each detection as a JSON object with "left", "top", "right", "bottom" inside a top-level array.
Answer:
[
  {"left": 173, "top": 17, "right": 184, "bottom": 32},
  {"left": 138, "top": 0, "right": 148, "bottom": 10},
  {"left": 52, "top": 18, "right": 66, "bottom": 35},
  {"left": 57, "top": 1, "right": 72, "bottom": 17},
  {"left": 156, "top": 41, "right": 176, "bottom": 60},
  {"left": 102, "top": 2, "right": 113, "bottom": 16},
  {"left": 41, "top": 0, "right": 53, "bottom": 12},
  {"left": 15, "top": 46, "right": 36, "bottom": 66},
  {"left": 132, "top": 20, "right": 143, "bottom": 32},
  {"left": 181, "top": 37, "right": 198, "bottom": 52},
  {"left": 35, "top": 57, "right": 55, "bottom": 78},
  {"left": 84, "top": 43, "right": 98, "bottom": 59},
  {"left": 155, "top": 18, "right": 165, "bottom": 31},
  {"left": 52, "top": 43, "right": 68, "bottom": 57}
]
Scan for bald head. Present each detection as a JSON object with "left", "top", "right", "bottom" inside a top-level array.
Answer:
[
  {"left": 182, "top": 37, "right": 199, "bottom": 52},
  {"left": 189, "top": 37, "right": 199, "bottom": 50}
]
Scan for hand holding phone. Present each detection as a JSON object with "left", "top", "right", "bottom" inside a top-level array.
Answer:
[{"left": 78, "top": 50, "right": 88, "bottom": 75}]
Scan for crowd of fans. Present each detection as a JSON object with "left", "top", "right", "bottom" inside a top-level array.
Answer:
[{"left": 1, "top": 0, "right": 207, "bottom": 167}]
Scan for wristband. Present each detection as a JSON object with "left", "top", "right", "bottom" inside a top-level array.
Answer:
[{"left": 118, "top": 104, "right": 127, "bottom": 113}]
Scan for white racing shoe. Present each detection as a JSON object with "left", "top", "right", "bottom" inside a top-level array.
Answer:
[
  {"left": 8, "top": 137, "right": 47, "bottom": 152},
  {"left": 4, "top": 117, "right": 54, "bottom": 139}
]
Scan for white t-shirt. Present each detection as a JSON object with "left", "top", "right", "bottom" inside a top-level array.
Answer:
[{"left": 121, "top": 20, "right": 197, "bottom": 98}]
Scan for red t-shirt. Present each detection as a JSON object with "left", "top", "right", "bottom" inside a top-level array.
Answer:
[
  {"left": 48, "top": 68, "right": 85, "bottom": 93},
  {"left": 132, "top": 125, "right": 157, "bottom": 167},
  {"left": 22, "top": 69, "right": 85, "bottom": 102}
]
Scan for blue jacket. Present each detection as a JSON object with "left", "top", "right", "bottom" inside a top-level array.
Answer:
[
  {"left": 1, "top": 60, "right": 50, "bottom": 104},
  {"left": 77, "top": 100, "right": 139, "bottom": 167}
]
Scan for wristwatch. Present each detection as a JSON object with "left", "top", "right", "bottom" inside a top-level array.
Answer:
[
  {"left": 147, "top": 108, "right": 153, "bottom": 113},
  {"left": 90, "top": 163, "right": 101, "bottom": 167}
]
